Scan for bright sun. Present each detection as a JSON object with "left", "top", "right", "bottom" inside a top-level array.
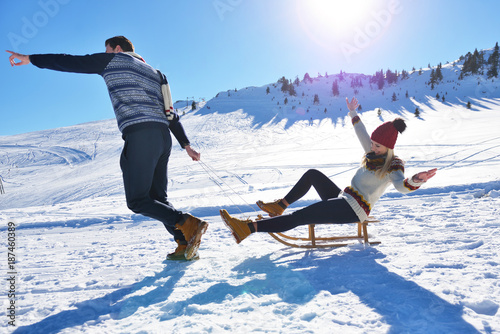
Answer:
[{"left": 296, "top": 0, "right": 380, "bottom": 51}]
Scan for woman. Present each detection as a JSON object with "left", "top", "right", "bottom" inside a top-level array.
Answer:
[{"left": 220, "top": 97, "right": 437, "bottom": 243}]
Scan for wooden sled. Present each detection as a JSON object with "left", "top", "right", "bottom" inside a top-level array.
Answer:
[{"left": 268, "top": 217, "right": 381, "bottom": 249}]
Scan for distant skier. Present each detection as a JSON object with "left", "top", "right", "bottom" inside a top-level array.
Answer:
[
  {"left": 7, "top": 36, "right": 207, "bottom": 260},
  {"left": 220, "top": 97, "right": 437, "bottom": 243}
]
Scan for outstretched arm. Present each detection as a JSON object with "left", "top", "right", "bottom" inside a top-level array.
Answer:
[
  {"left": 7, "top": 50, "right": 30, "bottom": 66},
  {"left": 390, "top": 167, "right": 437, "bottom": 194}
]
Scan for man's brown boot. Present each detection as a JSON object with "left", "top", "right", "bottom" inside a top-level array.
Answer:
[{"left": 175, "top": 214, "right": 208, "bottom": 260}]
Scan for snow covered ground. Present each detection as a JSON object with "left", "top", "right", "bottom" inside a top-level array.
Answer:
[{"left": 1, "top": 54, "right": 500, "bottom": 333}]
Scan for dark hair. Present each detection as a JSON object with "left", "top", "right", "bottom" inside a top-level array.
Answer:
[
  {"left": 392, "top": 118, "right": 407, "bottom": 134},
  {"left": 105, "top": 36, "right": 134, "bottom": 52}
]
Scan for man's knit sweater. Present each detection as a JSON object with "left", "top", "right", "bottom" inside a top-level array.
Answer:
[
  {"left": 29, "top": 52, "right": 190, "bottom": 146},
  {"left": 341, "top": 116, "right": 425, "bottom": 222}
]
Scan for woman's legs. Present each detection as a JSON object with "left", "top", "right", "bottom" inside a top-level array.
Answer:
[
  {"left": 257, "top": 169, "right": 342, "bottom": 217},
  {"left": 255, "top": 198, "right": 358, "bottom": 233},
  {"left": 284, "top": 169, "right": 342, "bottom": 204}
]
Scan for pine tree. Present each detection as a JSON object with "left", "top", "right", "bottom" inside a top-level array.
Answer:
[
  {"left": 280, "top": 77, "right": 289, "bottom": 93},
  {"left": 401, "top": 69, "right": 409, "bottom": 80},
  {"left": 313, "top": 94, "right": 320, "bottom": 105},
  {"left": 386, "top": 69, "right": 398, "bottom": 84},
  {"left": 392, "top": 92, "right": 397, "bottom": 101},
  {"left": 415, "top": 107, "right": 420, "bottom": 117},
  {"left": 429, "top": 69, "right": 436, "bottom": 86},
  {"left": 430, "top": 63, "right": 443, "bottom": 85},
  {"left": 436, "top": 63, "right": 443, "bottom": 81},
  {"left": 284, "top": 97, "right": 288, "bottom": 105},
  {"left": 332, "top": 80, "right": 340, "bottom": 96},
  {"left": 487, "top": 42, "right": 499, "bottom": 78},
  {"left": 372, "top": 69, "right": 385, "bottom": 90},
  {"left": 303, "top": 73, "right": 312, "bottom": 83},
  {"left": 338, "top": 70, "right": 345, "bottom": 81}
]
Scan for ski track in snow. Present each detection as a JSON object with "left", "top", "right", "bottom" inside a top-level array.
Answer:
[{"left": 1, "top": 68, "right": 500, "bottom": 333}]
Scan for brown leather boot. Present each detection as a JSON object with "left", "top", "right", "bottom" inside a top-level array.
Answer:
[
  {"left": 166, "top": 241, "right": 188, "bottom": 261},
  {"left": 219, "top": 209, "right": 253, "bottom": 244},
  {"left": 256, "top": 199, "right": 287, "bottom": 217},
  {"left": 175, "top": 214, "right": 208, "bottom": 260}
]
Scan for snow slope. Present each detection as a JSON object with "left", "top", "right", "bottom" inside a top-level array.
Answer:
[{"left": 1, "top": 48, "right": 500, "bottom": 333}]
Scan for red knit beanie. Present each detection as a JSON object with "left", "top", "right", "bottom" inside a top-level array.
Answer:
[{"left": 370, "top": 118, "right": 406, "bottom": 149}]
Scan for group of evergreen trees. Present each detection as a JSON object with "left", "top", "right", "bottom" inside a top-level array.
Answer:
[
  {"left": 459, "top": 42, "right": 499, "bottom": 79},
  {"left": 269, "top": 42, "right": 499, "bottom": 112},
  {"left": 370, "top": 70, "right": 386, "bottom": 90},
  {"left": 278, "top": 76, "right": 297, "bottom": 96},
  {"left": 429, "top": 63, "right": 444, "bottom": 88}
]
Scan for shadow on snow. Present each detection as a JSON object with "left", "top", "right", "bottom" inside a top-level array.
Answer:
[{"left": 15, "top": 248, "right": 479, "bottom": 333}]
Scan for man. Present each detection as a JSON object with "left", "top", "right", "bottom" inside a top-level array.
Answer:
[{"left": 7, "top": 36, "right": 208, "bottom": 260}]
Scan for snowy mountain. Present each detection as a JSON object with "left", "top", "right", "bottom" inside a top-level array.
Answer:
[{"left": 1, "top": 46, "right": 499, "bottom": 333}]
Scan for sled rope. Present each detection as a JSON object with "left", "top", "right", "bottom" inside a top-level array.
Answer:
[{"left": 197, "top": 159, "right": 258, "bottom": 217}]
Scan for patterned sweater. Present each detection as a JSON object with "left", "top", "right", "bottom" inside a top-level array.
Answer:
[
  {"left": 29, "top": 52, "right": 190, "bottom": 146},
  {"left": 341, "top": 116, "right": 425, "bottom": 222}
]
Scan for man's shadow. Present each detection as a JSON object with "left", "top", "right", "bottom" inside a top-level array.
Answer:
[
  {"left": 13, "top": 261, "right": 191, "bottom": 334},
  {"left": 160, "top": 248, "right": 480, "bottom": 333}
]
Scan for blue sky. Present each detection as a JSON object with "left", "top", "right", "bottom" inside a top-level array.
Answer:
[{"left": 1, "top": 0, "right": 500, "bottom": 135}]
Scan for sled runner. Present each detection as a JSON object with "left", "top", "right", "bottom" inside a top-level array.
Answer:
[{"left": 268, "top": 216, "right": 380, "bottom": 249}]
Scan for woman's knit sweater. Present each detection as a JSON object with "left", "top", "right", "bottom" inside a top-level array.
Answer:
[{"left": 341, "top": 116, "right": 425, "bottom": 222}]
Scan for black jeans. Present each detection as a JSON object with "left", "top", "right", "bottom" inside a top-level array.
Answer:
[
  {"left": 120, "top": 123, "right": 185, "bottom": 242},
  {"left": 257, "top": 169, "right": 358, "bottom": 233}
]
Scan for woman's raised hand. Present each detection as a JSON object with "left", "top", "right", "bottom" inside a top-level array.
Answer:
[{"left": 346, "top": 97, "right": 359, "bottom": 117}]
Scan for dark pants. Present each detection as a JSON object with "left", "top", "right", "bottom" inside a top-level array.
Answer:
[
  {"left": 284, "top": 168, "right": 342, "bottom": 204},
  {"left": 257, "top": 169, "right": 358, "bottom": 233},
  {"left": 120, "top": 123, "right": 185, "bottom": 243}
]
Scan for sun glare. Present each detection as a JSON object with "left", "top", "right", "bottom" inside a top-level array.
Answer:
[{"left": 296, "top": 0, "right": 380, "bottom": 51}]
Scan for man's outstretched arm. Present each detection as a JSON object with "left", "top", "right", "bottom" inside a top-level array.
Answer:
[{"left": 7, "top": 50, "right": 113, "bottom": 74}]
